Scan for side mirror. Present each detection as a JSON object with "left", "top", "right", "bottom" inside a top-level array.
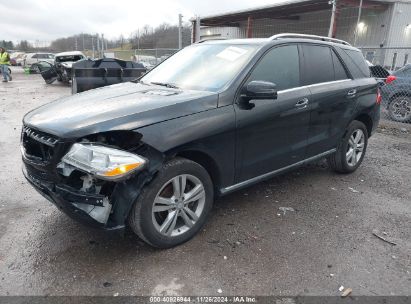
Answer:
[{"left": 241, "top": 80, "right": 278, "bottom": 102}]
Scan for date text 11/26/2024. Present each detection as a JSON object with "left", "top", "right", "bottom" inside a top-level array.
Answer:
[{"left": 149, "top": 296, "right": 257, "bottom": 303}]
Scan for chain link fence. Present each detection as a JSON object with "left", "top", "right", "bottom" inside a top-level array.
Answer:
[
  {"left": 114, "top": 49, "right": 179, "bottom": 67},
  {"left": 82, "top": 48, "right": 179, "bottom": 70}
]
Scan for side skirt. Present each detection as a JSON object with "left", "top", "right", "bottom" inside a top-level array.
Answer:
[{"left": 219, "top": 149, "right": 336, "bottom": 195}]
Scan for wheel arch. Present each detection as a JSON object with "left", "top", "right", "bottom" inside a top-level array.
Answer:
[
  {"left": 353, "top": 113, "right": 373, "bottom": 137},
  {"left": 174, "top": 149, "right": 221, "bottom": 193}
]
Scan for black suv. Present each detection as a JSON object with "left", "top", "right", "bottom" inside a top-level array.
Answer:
[{"left": 22, "top": 34, "right": 380, "bottom": 248}]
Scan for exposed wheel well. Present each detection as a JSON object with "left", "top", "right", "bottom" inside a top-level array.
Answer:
[
  {"left": 175, "top": 150, "right": 220, "bottom": 191},
  {"left": 354, "top": 114, "right": 373, "bottom": 137}
]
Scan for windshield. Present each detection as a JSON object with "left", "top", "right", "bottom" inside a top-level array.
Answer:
[{"left": 140, "top": 44, "right": 259, "bottom": 92}]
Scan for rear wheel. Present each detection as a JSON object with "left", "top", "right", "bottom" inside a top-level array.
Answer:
[
  {"left": 31, "top": 64, "right": 41, "bottom": 74},
  {"left": 327, "top": 120, "right": 368, "bottom": 173},
  {"left": 128, "top": 157, "right": 213, "bottom": 248},
  {"left": 388, "top": 96, "right": 411, "bottom": 123}
]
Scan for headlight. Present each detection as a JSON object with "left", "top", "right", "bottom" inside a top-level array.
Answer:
[{"left": 61, "top": 143, "right": 146, "bottom": 181}]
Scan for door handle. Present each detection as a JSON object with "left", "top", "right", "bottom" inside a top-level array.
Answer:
[
  {"left": 295, "top": 98, "right": 309, "bottom": 108},
  {"left": 347, "top": 89, "right": 357, "bottom": 98}
]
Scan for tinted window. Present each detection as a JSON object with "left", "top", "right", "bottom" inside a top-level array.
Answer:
[
  {"left": 302, "top": 45, "right": 334, "bottom": 85},
  {"left": 332, "top": 51, "right": 349, "bottom": 80},
  {"left": 339, "top": 48, "right": 370, "bottom": 78},
  {"left": 31, "top": 54, "right": 38, "bottom": 58},
  {"left": 248, "top": 45, "right": 300, "bottom": 91}
]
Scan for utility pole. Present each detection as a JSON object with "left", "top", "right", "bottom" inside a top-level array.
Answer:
[
  {"left": 96, "top": 34, "right": 100, "bottom": 58},
  {"left": 75, "top": 37, "right": 78, "bottom": 50},
  {"left": 328, "top": 0, "right": 337, "bottom": 38},
  {"left": 101, "top": 33, "right": 105, "bottom": 57},
  {"left": 353, "top": 0, "right": 364, "bottom": 46},
  {"left": 92, "top": 36, "right": 95, "bottom": 58},
  {"left": 195, "top": 16, "right": 201, "bottom": 43},
  {"left": 178, "top": 14, "right": 183, "bottom": 49},
  {"left": 137, "top": 28, "right": 140, "bottom": 50}
]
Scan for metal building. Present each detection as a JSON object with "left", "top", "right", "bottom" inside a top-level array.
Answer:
[{"left": 193, "top": 0, "right": 411, "bottom": 70}]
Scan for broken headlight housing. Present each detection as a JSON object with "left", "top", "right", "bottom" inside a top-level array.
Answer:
[{"left": 60, "top": 143, "right": 146, "bottom": 181}]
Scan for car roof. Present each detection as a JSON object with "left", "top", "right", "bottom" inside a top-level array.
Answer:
[
  {"left": 198, "top": 38, "right": 269, "bottom": 45},
  {"left": 55, "top": 51, "right": 85, "bottom": 57},
  {"left": 199, "top": 37, "right": 361, "bottom": 52}
]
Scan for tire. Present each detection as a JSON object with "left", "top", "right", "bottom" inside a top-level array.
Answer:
[
  {"left": 31, "top": 64, "right": 41, "bottom": 74},
  {"left": 128, "top": 157, "right": 214, "bottom": 248},
  {"left": 327, "top": 120, "right": 368, "bottom": 174},
  {"left": 388, "top": 96, "right": 411, "bottom": 123}
]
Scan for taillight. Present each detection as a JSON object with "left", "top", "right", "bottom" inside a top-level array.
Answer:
[
  {"left": 376, "top": 88, "right": 382, "bottom": 105},
  {"left": 385, "top": 75, "right": 397, "bottom": 84}
]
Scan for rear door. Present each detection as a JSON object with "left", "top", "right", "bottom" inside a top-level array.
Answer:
[
  {"left": 235, "top": 44, "right": 311, "bottom": 182},
  {"left": 301, "top": 44, "right": 355, "bottom": 157}
]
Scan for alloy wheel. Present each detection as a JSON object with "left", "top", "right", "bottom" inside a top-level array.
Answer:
[
  {"left": 346, "top": 129, "right": 365, "bottom": 167},
  {"left": 152, "top": 174, "right": 206, "bottom": 237},
  {"left": 390, "top": 98, "right": 411, "bottom": 121}
]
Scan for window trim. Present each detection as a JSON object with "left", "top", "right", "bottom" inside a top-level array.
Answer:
[
  {"left": 234, "top": 43, "right": 355, "bottom": 104},
  {"left": 300, "top": 43, "right": 352, "bottom": 87},
  {"left": 278, "top": 79, "right": 352, "bottom": 94}
]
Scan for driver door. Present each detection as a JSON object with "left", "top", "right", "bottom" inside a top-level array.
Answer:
[{"left": 234, "top": 44, "right": 311, "bottom": 182}]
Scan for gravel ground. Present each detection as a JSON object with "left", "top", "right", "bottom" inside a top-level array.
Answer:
[{"left": 0, "top": 67, "right": 410, "bottom": 296}]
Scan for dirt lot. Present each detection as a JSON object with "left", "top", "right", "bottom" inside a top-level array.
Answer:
[{"left": 0, "top": 67, "right": 410, "bottom": 296}]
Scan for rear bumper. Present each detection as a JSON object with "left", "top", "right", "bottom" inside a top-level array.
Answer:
[{"left": 22, "top": 164, "right": 123, "bottom": 230}]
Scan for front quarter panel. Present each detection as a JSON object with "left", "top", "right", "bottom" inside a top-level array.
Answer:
[{"left": 136, "top": 105, "right": 236, "bottom": 189}]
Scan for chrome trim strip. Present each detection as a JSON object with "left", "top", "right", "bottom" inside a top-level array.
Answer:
[
  {"left": 278, "top": 79, "right": 351, "bottom": 94},
  {"left": 220, "top": 149, "right": 336, "bottom": 195}
]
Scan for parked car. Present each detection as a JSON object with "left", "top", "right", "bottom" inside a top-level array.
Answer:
[
  {"left": 380, "top": 64, "right": 411, "bottom": 123},
  {"left": 23, "top": 52, "right": 54, "bottom": 69},
  {"left": 10, "top": 52, "right": 25, "bottom": 66},
  {"left": 368, "top": 60, "right": 390, "bottom": 87},
  {"left": 21, "top": 34, "right": 379, "bottom": 248},
  {"left": 35, "top": 51, "right": 86, "bottom": 84},
  {"left": 15, "top": 53, "right": 27, "bottom": 66}
]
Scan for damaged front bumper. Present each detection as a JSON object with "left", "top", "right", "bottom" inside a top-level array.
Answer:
[
  {"left": 20, "top": 127, "right": 161, "bottom": 230},
  {"left": 23, "top": 165, "right": 115, "bottom": 229}
]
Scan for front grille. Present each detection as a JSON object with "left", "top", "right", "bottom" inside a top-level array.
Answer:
[{"left": 22, "top": 126, "right": 59, "bottom": 162}]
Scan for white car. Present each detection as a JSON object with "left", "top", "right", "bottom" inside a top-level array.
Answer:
[
  {"left": 10, "top": 52, "right": 26, "bottom": 66},
  {"left": 23, "top": 53, "right": 55, "bottom": 68}
]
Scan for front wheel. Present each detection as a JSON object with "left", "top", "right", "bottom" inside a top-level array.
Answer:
[
  {"left": 327, "top": 120, "right": 368, "bottom": 173},
  {"left": 128, "top": 157, "right": 213, "bottom": 248}
]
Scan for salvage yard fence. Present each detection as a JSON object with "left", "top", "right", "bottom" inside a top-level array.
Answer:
[{"left": 107, "top": 48, "right": 179, "bottom": 63}]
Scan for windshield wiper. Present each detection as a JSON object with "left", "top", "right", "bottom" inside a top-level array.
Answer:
[{"left": 150, "top": 82, "right": 180, "bottom": 89}]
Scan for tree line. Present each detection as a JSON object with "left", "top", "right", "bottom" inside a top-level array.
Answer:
[{"left": 6, "top": 22, "right": 192, "bottom": 53}]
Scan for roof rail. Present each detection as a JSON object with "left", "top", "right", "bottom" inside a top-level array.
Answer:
[
  {"left": 269, "top": 33, "right": 351, "bottom": 46},
  {"left": 196, "top": 37, "right": 228, "bottom": 44}
]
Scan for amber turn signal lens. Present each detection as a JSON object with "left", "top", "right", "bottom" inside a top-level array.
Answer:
[{"left": 103, "top": 163, "right": 142, "bottom": 177}]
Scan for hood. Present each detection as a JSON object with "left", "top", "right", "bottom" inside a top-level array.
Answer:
[{"left": 23, "top": 82, "right": 218, "bottom": 139}]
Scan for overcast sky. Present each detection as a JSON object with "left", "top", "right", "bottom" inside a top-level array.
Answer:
[{"left": 0, "top": 0, "right": 284, "bottom": 43}]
